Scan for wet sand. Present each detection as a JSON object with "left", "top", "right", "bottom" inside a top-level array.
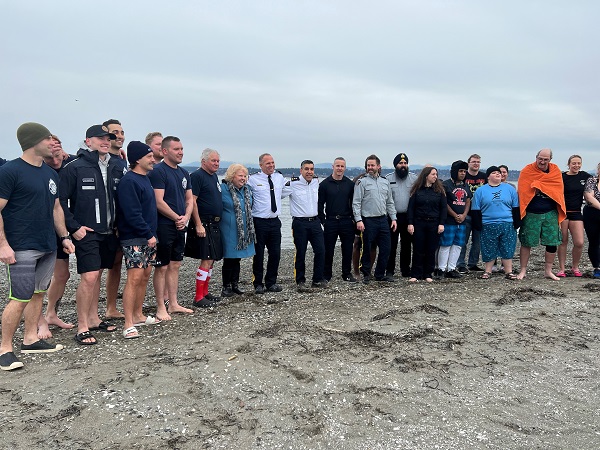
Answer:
[{"left": 1, "top": 244, "right": 599, "bottom": 449}]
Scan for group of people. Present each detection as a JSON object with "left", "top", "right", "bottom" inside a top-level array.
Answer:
[{"left": 1, "top": 120, "right": 600, "bottom": 372}]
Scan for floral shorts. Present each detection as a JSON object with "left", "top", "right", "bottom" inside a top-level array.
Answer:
[{"left": 122, "top": 245, "right": 157, "bottom": 269}]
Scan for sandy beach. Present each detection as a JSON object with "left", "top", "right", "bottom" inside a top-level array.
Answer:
[{"left": 1, "top": 243, "right": 599, "bottom": 449}]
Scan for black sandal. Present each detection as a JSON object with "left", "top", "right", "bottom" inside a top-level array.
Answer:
[
  {"left": 505, "top": 272, "right": 517, "bottom": 280},
  {"left": 74, "top": 331, "right": 97, "bottom": 345},
  {"left": 89, "top": 321, "right": 116, "bottom": 332}
]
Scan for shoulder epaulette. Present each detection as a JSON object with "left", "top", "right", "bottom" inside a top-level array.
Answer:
[{"left": 290, "top": 176, "right": 300, "bottom": 182}]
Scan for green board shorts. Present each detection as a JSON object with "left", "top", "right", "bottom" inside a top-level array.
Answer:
[{"left": 519, "top": 210, "right": 562, "bottom": 248}]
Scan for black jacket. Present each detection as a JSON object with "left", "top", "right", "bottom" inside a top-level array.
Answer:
[{"left": 59, "top": 149, "right": 126, "bottom": 234}]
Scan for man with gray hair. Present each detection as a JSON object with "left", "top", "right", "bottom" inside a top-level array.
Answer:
[
  {"left": 247, "top": 153, "right": 291, "bottom": 294},
  {"left": 186, "top": 148, "right": 223, "bottom": 307}
]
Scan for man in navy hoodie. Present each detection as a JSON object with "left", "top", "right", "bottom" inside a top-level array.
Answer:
[
  {"left": 59, "top": 125, "right": 126, "bottom": 345},
  {"left": 116, "top": 141, "right": 159, "bottom": 339}
]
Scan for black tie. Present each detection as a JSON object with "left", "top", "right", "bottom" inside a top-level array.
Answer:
[{"left": 268, "top": 175, "right": 277, "bottom": 213}]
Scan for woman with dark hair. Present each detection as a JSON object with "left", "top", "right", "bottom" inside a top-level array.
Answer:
[
  {"left": 407, "top": 166, "right": 447, "bottom": 282},
  {"left": 583, "top": 162, "right": 600, "bottom": 279},
  {"left": 557, "top": 155, "right": 591, "bottom": 277},
  {"left": 220, "top": 164, "right": 256, "bottom": 296}
]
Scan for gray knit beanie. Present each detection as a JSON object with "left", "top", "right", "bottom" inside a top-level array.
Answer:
[{"left": 17, "top": 122, "right": 52, "bottom": 151}]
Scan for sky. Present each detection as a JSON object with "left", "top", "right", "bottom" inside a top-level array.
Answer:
[{"left": 1, "top": 0, "right": 599, "bottom": 170}]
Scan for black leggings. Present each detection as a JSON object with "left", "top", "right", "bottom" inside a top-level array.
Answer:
[{"left": 583, "top": 206, "right": 600, "bottom": 268}]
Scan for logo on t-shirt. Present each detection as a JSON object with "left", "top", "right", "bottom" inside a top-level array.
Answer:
[
  {"left": 49, "top": 179, "right": 57, "bottom": 195},
  {"left": 182, "top": 177, "right": 187, "bottom": 190},
  {"left": 453, "top": 188, "right": 467, "bottom": 205},
  {"left": 492, "top": 190, "right": 502, "bottom": 200}
]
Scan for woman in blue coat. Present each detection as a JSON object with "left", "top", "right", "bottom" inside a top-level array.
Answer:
[{"left": 220, "top": 163, "right": 256, "bottom": 296}]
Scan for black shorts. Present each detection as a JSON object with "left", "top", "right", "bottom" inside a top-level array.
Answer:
[
  {"left": 184, "top": 222, "right": 223, "bottom": 261},
  {"left": 55, "top": 235, "right": 70, "bottom": 260},
  {"left": 155, "top": 223, "right": 185, "bottom": 266},
  {"left": 566, "top": 211, "right": 583, "bottom": 221},
  {"left": 74, "top": 233, "right": 118, "bottom": 274}
]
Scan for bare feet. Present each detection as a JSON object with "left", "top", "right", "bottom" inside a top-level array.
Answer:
[
  {"left": 516, "top": 271, "right": 527, "bottom": 280},
  {"left": 545, "top": 272, "right": 560, "bottom": 281},
  {"left": 168, "top": 303, "right": 194, "bottom": 315},
  {"left": 105, "top": 310, "right": 125, "bottom": 319},
  {"left": 409, "top": 278, "right": 419, "bottom": 282},
  {"left": 425, "top": 278, "right": 433, "bottom": 283},
  {"left": 37, "top": 320, "right": 53, "bottom": 340},
  {"left": 45, "top": 314, "right": 75, "bottom": 329},
  {"left": 156, "top": 308, "right": 172, "bottom": 321}
]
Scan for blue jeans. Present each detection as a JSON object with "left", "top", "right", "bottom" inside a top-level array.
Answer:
[{"left": 456, "top": 216, "right": 481, "bottom": 268}]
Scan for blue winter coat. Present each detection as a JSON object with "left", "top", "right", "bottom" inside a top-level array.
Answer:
[{"left": 221, "top": 181, "right": 255, "bottom": 258}]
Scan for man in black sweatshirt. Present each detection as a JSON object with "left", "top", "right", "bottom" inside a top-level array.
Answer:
[{"left": 318, "top": 157, "right": 356, "bottom": 282}]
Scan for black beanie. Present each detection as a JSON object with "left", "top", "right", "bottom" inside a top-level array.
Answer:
[
  {"left": 486, "top": 165, "right": 501, "bottom": 178},
  {"left": 17, "top": 122, "right": 52, "bottom": 151},
  {"left": 127, "top": 141, "right": 152, "bottom": 165}
]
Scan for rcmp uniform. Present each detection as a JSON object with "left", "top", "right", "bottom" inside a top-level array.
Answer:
[
  {"left": 247, "top": 170, "right": 291, "bottom": 289},
  {"left": 352, "top": 173, "right": 396, "bottom": 280},
  {"left": 289, "top": 175, "right": 326, "bottom": 285},
  {"left": 385, "top": 153, "right": 417, "bottom": 277}
]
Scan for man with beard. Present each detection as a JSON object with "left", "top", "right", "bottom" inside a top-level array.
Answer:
[
  {"left": 385, "top": 153, "right": 417, "bottom": 278},
  {"left": 103, "top": 119, "right": 128, "bottom": 319},
  {"left": 0, "top": 123, "right": 74, "bottom": 370},
  {"left": 290, "top": 160, "right": 327, "bottom": 291},
  {"left": 437, "top": 160, "right": 472, "bottom": 278},
  {"left": 186, "top": 149, "right": 223, "bottom": 307},
  {"left": 352, "top": 154, "right": 397, "bottom": 283}
]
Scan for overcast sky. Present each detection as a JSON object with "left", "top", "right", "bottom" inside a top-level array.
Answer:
[{"left": 2, "top": 0, "right": 599, "bottom": 170}]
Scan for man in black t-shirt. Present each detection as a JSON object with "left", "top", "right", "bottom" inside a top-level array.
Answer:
[
  {"left": 186, "top": 149, "right": 223, "bottom": 306},
  {"left": 0, "top": 122, "right": 74, "bottom": 371},
  {"left": 456, "top": 154, "right": 486, "bottom": 273},
  {"left": 148, "top": 136, "right": 194, "bottom": 320}
]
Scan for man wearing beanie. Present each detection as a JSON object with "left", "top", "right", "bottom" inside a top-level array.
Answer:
[
  {"left": 59, "top": 124, "right": 126, "bottom": 345},
  {"left": 385, "top": 152, "right": 417, "bottom": 277},
  {"left": 116, "top": 141, "right": 159, "bottom": 339},
  {"left": 0, "top": 122, "right": 75, "bottom": 371},
  {"left": 102, "top": 119, "right": 128, "bottom": 320},
  {"left": 470, "top": 166, "right": 520, "bottom": 279},
  {"left": 437, "top": 160, "right": 471, "bottom": 278}
]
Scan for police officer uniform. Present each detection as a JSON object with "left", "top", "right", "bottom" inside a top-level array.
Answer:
[
  {"left": 247, "top": 170, "right": 291, "bottom": 292},
  {"left": 289, "top": 175, "right": 326, "bottom": 287}
]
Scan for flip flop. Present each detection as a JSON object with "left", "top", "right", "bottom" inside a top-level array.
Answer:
[
  {"left": 74, "top": 331, "right": 97, "bottom": 345},
  {"left": 89, "top": 321, "right": 116, "bottom": 332},
  {"left": 123, "top": 326, "right": 140, "bottom": 339},
  {"left": 505, "top": 272, "right": 518, "bottom": 280},
  {"left": 134, "top": 316, "right": 161, "bottom": 327},
  {"left": 572, "top": 269, "right": 582, "bottom": 277}
]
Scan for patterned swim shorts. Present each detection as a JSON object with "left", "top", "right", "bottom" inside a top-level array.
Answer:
[
  {"left": 122, "top": 245, "right": 157, "bottom": 269},
  {"left": 518, "top": 210, "right": 562, "bottom": 248}
]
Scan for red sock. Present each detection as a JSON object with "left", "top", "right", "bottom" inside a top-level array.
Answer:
[{"left": 195, "top": 267, "right": 208, "bottom": 301}]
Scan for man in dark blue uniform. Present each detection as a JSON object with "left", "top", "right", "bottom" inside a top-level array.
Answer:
[{"left": 187, "top": 148, "right": 223, "bottom": 307}]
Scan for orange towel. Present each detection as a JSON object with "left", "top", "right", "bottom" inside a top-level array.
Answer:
[{"left": 518, "top": 162, "right": 566, "bottom": 222}]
